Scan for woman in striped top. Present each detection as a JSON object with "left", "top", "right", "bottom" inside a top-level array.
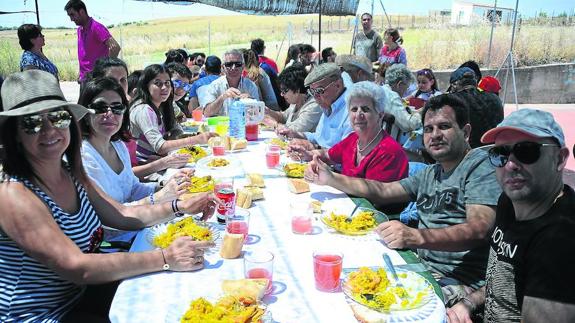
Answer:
[{"left": 0, "top": 70, "right": 217, "bottom": 322}]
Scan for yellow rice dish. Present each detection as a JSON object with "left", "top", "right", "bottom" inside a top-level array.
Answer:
[
  {"left": 188, "top": 175, "right": 215, "bottom": 193},
  {"left": 346, "top": 267, "right": 427, "bottom": 312},
  {"left": 269, "top": 138, "right": 288, "bottom": 150},
  {"left": 324, "top": 211, "right": 376, "bottom": 234},
  {"left": 180, "top": 295, "right": 265, "bottom": 323},
  {"left": 177, "top": 145, "right": 208, "bottom": 163},
  {"left": 152, "top": 218, "right": 213, "bottom": 248},
  {"left": 283, "top": 163, "right": 306, "bottom": 178},
  {"left": 207, "top": 158, "right": 230, "bottom": 168}
]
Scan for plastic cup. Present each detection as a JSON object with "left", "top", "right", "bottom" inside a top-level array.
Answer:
[
  {"left": 192, "top": 109, "right": 203, "bottom": 122},
  {"left": 313, "top": 251, "right": 343, "bottom": 292},
  {"left": 290, "top": 201, "right": 313, "bottom": 234},
  {"left": 266, "top": 145, "right": 281, "bottom": 168},
  {"left": 245, "top": 124, "right": 259, "bottom": 141},
  {"left": 212, "top": 145, "right": 225, "bottom": 156},
  {"left": 244, "top": 250, "right": 274, "bottom": 295},
  {"left": 215, "top": 121, "right": 229, "bottom": 136},
  {"left": 227, "top": 207, "right": 250, "bottom": 241}
]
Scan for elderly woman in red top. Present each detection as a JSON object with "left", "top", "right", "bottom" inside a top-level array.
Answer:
[{"left": 298, "top": 81, "right": 408, "bottom": 183}]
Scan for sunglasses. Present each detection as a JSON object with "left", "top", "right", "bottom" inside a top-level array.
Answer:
[
  {"left": 280, "top": 87, "right": 290, "bottom": 95},
  {"left": 487, "top": 141, "right": 559, "bottom": 167},
  {"left": 172, "top": 79, "right": 192, "bottom": 92},
  {"left": 20, "top": 110, "right": 72, "bottom": 135},
  {"left": 152, "top": 80, "right": 171, "bottom": 88},
  {"left": 307, "top": 80, "right": 337, "bottom": 97},
  {"left": 89, "top": 101, "right": 126, "bottom": 115},
  {"left": 224, "top": 61, "right": 243, "bottom": 69}
]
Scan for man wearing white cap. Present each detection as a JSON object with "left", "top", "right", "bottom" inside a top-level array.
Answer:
[{"left": 447, "top": 108, "right": 575, "bottom": 323}]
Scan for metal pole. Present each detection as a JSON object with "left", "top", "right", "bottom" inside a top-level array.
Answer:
[
  {"left": 486, "top": 0, "right": 498, "bottom": 68},
  {"left": 34, "top": 0, "right": 40, "bottom": 25},
  {"left": 318, "top": 0, "right": 322, "bottom": 55},
  {"left": 509, "top": 0, "right": 519, "bottom": 53},
  {"left": 350, "top": 14, "right": 359, "bottom": 54},
  {"left": 371, "top": 0, "right": 374, "bottom": 16}
]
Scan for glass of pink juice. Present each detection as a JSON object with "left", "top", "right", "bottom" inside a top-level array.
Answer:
[
  {"left": 244, "top": 250, "right": 274, "bottom": 294},
  {"left": 245, "top": 124, "right": 259, "bottom": 141},
  {"left": 226, "top": 208, "right": 250, "bottom": 241},
  {"left": 212, "top": 145, "right": 225, "bottom": 156},
  {"left": 313, "top": 251, "right": 343, "bottom": 292},
  {"left": 266, "top": 145, "right": 280, "bottom": 168},
  {"left": 290, "top": 201, "right": 313, "bottom": 234}
]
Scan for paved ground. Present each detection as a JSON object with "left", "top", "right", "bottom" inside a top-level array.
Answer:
[{"left": 59, "top": 82, "right": 575, "bottom": 186}]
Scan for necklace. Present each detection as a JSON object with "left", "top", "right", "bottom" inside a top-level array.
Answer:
[{"left": 357, "top": 127, "right": 383, "bottom": 153}]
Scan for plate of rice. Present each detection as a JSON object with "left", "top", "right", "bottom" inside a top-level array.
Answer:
[
  {"left": 147, "top": 217, "right": 220, "bottom": 248},
  {"left": 343, "top": 267, "right": 433, "bottom": 313},
  {"left": 320, "top": 207, "right": 388, "bottom": 235}
]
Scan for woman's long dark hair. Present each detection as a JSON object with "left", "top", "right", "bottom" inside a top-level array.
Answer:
[
  {"left": 0, "top": 110, "right": 88, "bottom": 186},
  {"left": 78, "top": 77, "right": 131, "bottom": 142},
  {"left": 129, "top": 64, "right": 175, "bottom": 137}
]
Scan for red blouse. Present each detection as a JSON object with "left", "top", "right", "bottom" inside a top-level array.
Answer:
[{"left": 328, "top": 132, "right": 409, "bottom": 182}]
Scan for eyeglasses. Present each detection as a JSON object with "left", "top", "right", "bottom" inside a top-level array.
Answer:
[
  {"left": 20, "top": 110, "right": 72, "bottom": 135},
  {"left": 172, "top": 79, "right": 192, "bottom": 92},
  {"left": 487, "top": 141, "right": 559, "bottom": 167},
  {"left": 280, "top": 87, "right": 290, "bottom": 95},
  {"left": 417, "top": 69, "right": 433, "bottom": 77},
  {"left": 152, "top": 80, "right": 171, "bottom": 88},
  {"left": 224, "top": 61, "right": 243, "bottom": 69},
  {"left": 307, "top": 80, "right": 337, "bottom": 97},
  {"left": 88, "top": 101, "right": 126, "bottom": 115}
]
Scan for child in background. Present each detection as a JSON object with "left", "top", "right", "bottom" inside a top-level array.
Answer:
[
  {"left": 378, "top": 28, "right": 407, "bottom": 66},
  {"left": 406, "top": 68, "right": 442, "bottom": 108}
]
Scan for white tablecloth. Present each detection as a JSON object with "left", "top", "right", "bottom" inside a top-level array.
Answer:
[{"left": 109, "top": 130, "right": 446, "bottom": 323}]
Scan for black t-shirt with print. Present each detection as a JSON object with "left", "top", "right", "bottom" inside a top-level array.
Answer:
[{"left": 484, "top": 185, "right": 575, "bottom": 322}]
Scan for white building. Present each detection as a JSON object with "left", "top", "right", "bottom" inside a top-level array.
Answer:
[{"left": 451, "top": 0, "right": 516, "bottom": 25}]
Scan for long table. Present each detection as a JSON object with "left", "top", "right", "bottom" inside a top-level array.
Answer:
[{"left": 109, "top": 130, "right": 446, "bottom": 322}]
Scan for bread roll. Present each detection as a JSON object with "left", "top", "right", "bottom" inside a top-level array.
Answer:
[
  {"left": 230, "top": 138, "right": 247, "bottom": 150},
  {"left": 288, "top": 178, "right": 310, "bottom": 194},
  {"left": 310, "top": 200, "right": 322, "bottom": 213},
  {"left": 247, "top": 173, "right": 265, "bottom": 188},
  {"left": 221, "top": 278, "right": 269, "bottom": 301},
  {"left": 219, "top": 232, "right": 244, "bottom": 259},
  {"left": 244, "top": 186, "right": 264, "bottom": 200},
  {"left": 236, "top": 189, "right": 253, "bottom": 209}
]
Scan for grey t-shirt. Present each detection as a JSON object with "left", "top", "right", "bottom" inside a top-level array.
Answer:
[
  {"left": 399, "top": 148, "right": 501, "bottom": 289},
  {"left": 199, "top": 76, "right": 260, "bottom": 116}
]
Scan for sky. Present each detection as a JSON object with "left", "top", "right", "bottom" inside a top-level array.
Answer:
[{"left": 1, "top": 0, "right": 573, "bottom": 28}]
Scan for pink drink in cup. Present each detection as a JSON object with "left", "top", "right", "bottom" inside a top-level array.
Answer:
[
  {"left": 290, "top": 201, "right": 313, "bottom": 234},
  {"left": 192, "top": 109, "right": 203, "bottom": 121},
  {"left": 313, "top": 251, "right": 343, "bottom": 292},
  {"left": 212, "top": 145, "right": 225, "bottom": 156},
  {"left": 226, "top": 208, "right": 250, "bottom": 241},
  {"left": 266, "top": 145, "right": 281, "bottom": 168},
  {"left": 245, "top": 124, "right": 259, "bottom": 141},
  {"left": 244, "top": 250, "right": 274, "bottom": 295}
]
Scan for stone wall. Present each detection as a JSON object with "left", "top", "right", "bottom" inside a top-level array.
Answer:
[{"left": 433, "top": 63, "right": 575, "bottom": 104}]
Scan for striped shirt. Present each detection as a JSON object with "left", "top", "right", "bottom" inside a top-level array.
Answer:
[{"left": 0, "top": 176, "right": 103, "bottom": 322}]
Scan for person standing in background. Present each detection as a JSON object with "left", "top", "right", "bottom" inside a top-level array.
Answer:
[
  {"left": 17, "top": 24, "right": 59, "bottom": 79},
  {"left": 353, "top": 13, "right": 383, "bottom": 63},
  {"left": 379, "top": 28, "right": 407, "bottom": 66},
  {"left": 65, "top": 0, "right": 121, "bottom": 82}
]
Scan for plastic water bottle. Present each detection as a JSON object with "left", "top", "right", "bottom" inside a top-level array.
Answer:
[{"left": 228, "top": 99, "right": 246, "bottom": 139}]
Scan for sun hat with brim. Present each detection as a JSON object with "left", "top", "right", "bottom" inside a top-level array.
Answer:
[
  {"left": 480, "top": 108, "right": 565, "bottom": 147},
  {"left": 0, "top": 70, "right": 92, "bottom": 120}
]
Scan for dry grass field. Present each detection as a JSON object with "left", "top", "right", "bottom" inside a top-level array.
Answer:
[{"left": 1, "top": 14, "right": 574, "bottom": 81}]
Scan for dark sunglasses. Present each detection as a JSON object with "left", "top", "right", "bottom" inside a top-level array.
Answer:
[
  {"left": 20, "top": 110, "right": 72, "bottom": 135},
  {"left": 89, "top": 101, "right": 126, "bottom": 115},
  {"left": 280, "top": 87, "right": 290, "bottom": 95},
  {"left": 224, "top": 61, "right": 243, "bottom": 69},
  {"left": 487, "top": 141, "right": 559, "bottom": 167},
  {"left": 172, "top": 79, "right": 193, "bottom": 92},
  {"left": 307, "top": 80, "right": 337, "bottom": 97}
]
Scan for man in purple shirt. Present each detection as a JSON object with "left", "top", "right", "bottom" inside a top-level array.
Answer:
[{"left": 65, "top": 0, "right": 121, "bottom": 82}]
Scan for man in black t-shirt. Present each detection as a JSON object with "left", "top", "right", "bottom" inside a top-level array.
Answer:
[{"left": 447, "top": 108, "right": 575, "bottom": 323}]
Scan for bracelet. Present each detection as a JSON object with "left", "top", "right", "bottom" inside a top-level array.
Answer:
[
  {"left": 149, "top": 193, "right": 155, "bottom": 205},
  {"left": 160, "top": 249, "right": 170, "bottom": 271},
  {"left": 460, "top": 296, "right": 477, "bottom": 313},
  {"left": 172, "top": 199, "right": 184, "bottom": 217}
]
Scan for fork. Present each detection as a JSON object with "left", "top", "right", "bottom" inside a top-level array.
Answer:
[{"left": 383, "top": 254, "right": 405, "bottom": 289}]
